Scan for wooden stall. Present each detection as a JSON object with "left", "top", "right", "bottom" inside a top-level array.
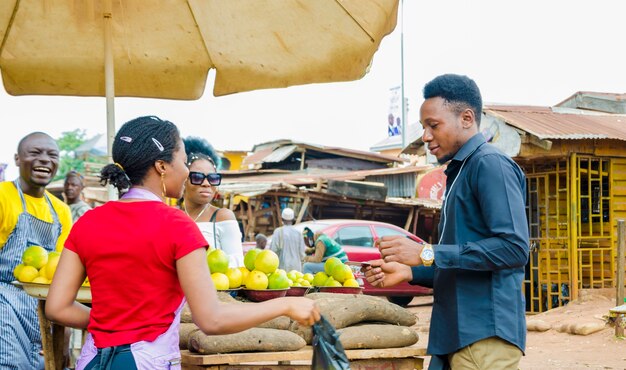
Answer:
[
  {"left": 181, "top": 346, "right": 426, "bottom": 370},
  {"left": 485, "top": 102, "right": 626, "bottom": 313}
]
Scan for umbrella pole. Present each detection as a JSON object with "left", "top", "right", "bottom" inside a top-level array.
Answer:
[{"left": 104, "top": 0, "right": 117, "bottom": 200}]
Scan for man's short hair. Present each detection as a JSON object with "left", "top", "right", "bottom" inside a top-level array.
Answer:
[
  {"left": 255, "top": 233, "right": 267, "bottom": 241},
  {"left": 423, "top": 74, "right": 482, "bottom": 126}
]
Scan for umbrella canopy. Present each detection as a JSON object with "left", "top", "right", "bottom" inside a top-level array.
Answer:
[{"left": 0, "top": 0, "right": 399, "bottom": 98}]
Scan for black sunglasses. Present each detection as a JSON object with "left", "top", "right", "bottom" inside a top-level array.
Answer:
[{"left": 188, "top": 172, "right": 222, "bottom": 186}]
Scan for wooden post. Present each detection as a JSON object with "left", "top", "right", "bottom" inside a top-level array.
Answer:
[
  {"left": 404, "top": 208, "right": 413, "bottom": 230},
  {"left": 37, "top": 301, "right": 55, "bottom": 370},
  {"left": 412, "top": 208, "right": 420, "bottom": 235},
  {"left": 617, "top": 220, "right": 625, "bottom": 337},
  {"left": 296, "top": 196, "right": 310, "bottom": 224},
  {"left": 569, "top": 153, "right": 579, "bottom": 301}
]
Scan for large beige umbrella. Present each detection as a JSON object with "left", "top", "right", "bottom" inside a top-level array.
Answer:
[{"left": 0, "top": 0, "right": 398, "bottom": 158}]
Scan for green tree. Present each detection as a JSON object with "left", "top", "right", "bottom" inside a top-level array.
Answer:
[{"left": 54, "top": 130, "right": 105, "bottom": 180}]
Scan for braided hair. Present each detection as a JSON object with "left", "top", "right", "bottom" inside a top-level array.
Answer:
[
  {"left": 183, "top": 136, "right": 221, "bottom": 169},
  {"left": 100, "top": 116, "right": 181, "bottom": 194}
]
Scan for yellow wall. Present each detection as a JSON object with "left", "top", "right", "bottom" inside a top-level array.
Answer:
[{"left": 222, "top": 151, "right": 248, "bottom": 170}]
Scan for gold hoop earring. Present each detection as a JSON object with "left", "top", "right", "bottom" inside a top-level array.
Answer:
[{"left": 161, "top": 172, "right": 167, "bottom": 198}]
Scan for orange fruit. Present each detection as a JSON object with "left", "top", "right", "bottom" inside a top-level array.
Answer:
[
  {"left": 245, "top": 270, "right": 269, "bottom": 290},
  {"left": 343, "top": 278, "right": 360, "bottom": 287},
  {"left": 13, "top": 264, "right": 25, "bottom": 280},
  {"left": 226, "top": 268, "right": 243, "bottom": 289},
  {"left": 44, "top": 252, "right": 61, "bottom": 281},
  {"left": 211, "top": 272, "right": 230, "bottom": 290},
  {"left": 254, "top": 250, "right": 279, "bottom": 274},
  {"left": 18, "top": 266, "right": 39, "bottom": 283}
]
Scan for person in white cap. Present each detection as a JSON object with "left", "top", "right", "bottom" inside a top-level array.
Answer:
[{"left": 269, "top": 208, "right": 306, "bottom": 272}]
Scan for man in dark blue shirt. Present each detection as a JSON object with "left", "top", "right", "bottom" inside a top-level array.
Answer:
[{"left": 365, "top": 74, "right": 529, "bottom": 370}]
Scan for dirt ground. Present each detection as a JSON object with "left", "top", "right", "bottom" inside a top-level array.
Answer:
[{"left": 406, "top": 290, "right": 625, "bottom": 370}]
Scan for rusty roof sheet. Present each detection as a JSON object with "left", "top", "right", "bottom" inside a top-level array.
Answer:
[
  {"left": 244, "top": 139, "right": 404, "bottom": 167},
  {"left": 556, "top": 91, "right": 626, "bottom": 106},
  {"left": 222, "top": 165, "right": 433, "bottom": 186},
  {"left": 485, "top": 105, "right": 626, "bottom": 141}
]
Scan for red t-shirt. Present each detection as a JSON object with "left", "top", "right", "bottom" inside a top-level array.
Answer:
[{"left": 65, "top": 201, "right": 207, "bottom": 348}]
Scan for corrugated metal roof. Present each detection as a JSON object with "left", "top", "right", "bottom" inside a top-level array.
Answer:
[
  {"left": 244, "top": 139, "right": 405, "bottom": 167},
  {"left": 556, "top": 91, "right": 626, "bottom": 107},
  {"left": 485, "top": 105, "right": 626, "bottom": 141},
  {"left": 222, "top": 165, "right": 433, "bottom": 186},
  {"left": 261, "top": 145, "right": 298, "bottom": 163},
  {"left": 241, "top": 147, "right": 273, "bottom": 167}
]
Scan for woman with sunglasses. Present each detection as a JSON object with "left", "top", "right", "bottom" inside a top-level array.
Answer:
[
  {"left": 181, "top": 137, "right": 244, "bottom": 268},
  {"left": 45, "top": 116, "right": 320, "bottom": 369}
]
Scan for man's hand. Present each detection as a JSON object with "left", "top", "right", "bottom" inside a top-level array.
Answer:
[
  {"left": 362, "top": 259, "right": 413, "bottom": 288},
  {"left": 376, "top": 235, "right": 424, "bottom": 266}
]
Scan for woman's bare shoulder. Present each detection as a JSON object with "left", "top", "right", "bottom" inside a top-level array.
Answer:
[{"left": 215, "top": 207, "right": 237, "bottom": 222}]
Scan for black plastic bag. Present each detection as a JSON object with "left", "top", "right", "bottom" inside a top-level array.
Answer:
[{"left": 311, "top": 315, "right": 351, "bottom": 370}]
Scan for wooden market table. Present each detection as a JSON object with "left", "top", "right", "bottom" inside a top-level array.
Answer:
[
  {"left": 181, "top": 345, "right": 427, "bottom": 370},
  {"left": 37, "top": 300, "right": 68, "bottom": 370},
  {"left": 13, "top": 281, "right": 91, "bottom": 370}
]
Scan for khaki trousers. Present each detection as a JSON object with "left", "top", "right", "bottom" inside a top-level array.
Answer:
[{"left": 448, "top": 337, "right": 522, "bottom": 370}]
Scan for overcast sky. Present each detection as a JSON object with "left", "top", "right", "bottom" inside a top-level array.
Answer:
[{"left": 2, "top": 0, "right": 625, "bottom": 180}]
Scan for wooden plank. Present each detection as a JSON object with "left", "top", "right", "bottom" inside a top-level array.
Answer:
[
  {"left": 52, "top": 323, "right": 66, "bottom": 370},
  {"left": 296, "top": 196, "right": 310, "bottom": 224},
  {"left": 218, "top": 365, "right": 309, "bottom": 370},
  {"left": 181, "top": 346, "right": 427, "bottom": 366},
  {"left": 37, "top": 301, "right": 56, "bottom": 370},
  {"left": 404, "top": 208, "right": 414, "bottom": 230},
  {"left": 412, "top": 208, "right": 420, "bottom": 235},
  {"left": 617, "top": 219, "right": 625, "bottom": 337},
  {"left": 184, "top": 358, "right": 423, "bottom": 370}
]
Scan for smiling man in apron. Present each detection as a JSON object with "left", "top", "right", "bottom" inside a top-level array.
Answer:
[{"left": 0, "top": 132, "right": 72, "bottom": 369}]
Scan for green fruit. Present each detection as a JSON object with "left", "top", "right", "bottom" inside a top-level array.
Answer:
[
  {"left": 244, "top": 249, "right": 261, "bottom": 271},
  {"left": 324, "top": 257, "right": 342, "bottom": 276},
  {"left": 22, "top": 245, "right": 48, "bottom": 269},
  {"left": 331, "top": 263, "right": 354, "bottom": 283},
  {"left": 268, "top": 272, "right": 290, "bottom": 289},
  {"left": 324, "top": 276, "right": 342, "bottom": 287},
  {"left": 207, "top": 249, "right": 229, "bottom": 274},
  {"left": 312, "top": 272, "right": 329, "bottom": 286},
  {"left": 302, "top": 273, "right": 314, "bottom": 283}
]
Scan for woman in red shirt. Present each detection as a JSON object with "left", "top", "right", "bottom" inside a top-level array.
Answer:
[{"left": 45, "top": 116, "right": 320, "bottom": 369}]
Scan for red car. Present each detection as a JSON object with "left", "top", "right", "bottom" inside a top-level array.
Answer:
[{"left": 244, "top": 219, "right": 432, "bottom": 306}]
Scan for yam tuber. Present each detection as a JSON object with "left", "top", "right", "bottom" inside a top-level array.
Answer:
[
  {"left": 188, "top": 328, "right": 306, "bottom": 354},
  {"left": 337, "top": 324, "right": 418, "bottom": 349}
]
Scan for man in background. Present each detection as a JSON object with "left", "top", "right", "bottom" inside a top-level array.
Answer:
[
  {"left": 255, "top": 233, "right": 268, "bottom": 250},
  {"left": 269, "top": 208, "right": 305, "bottom": 272},
  {"left": 63, "top": 170, "right": 92, "bottom": 222},
  {"left": 0, "top": 132, "right": 72, "bottom": 369}
]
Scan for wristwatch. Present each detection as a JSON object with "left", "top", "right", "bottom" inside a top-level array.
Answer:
[{"left": 420, "top": 243, "right": 434, "bottom": 266}]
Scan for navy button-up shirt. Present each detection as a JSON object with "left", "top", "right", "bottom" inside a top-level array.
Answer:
[{"left": 410, "top": 133, "right": 529, "bottom": 357}]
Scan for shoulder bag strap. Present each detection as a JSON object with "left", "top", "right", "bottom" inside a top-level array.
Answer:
[{"left": 210, "top": 208, "right": 219, "bottom": 249}]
